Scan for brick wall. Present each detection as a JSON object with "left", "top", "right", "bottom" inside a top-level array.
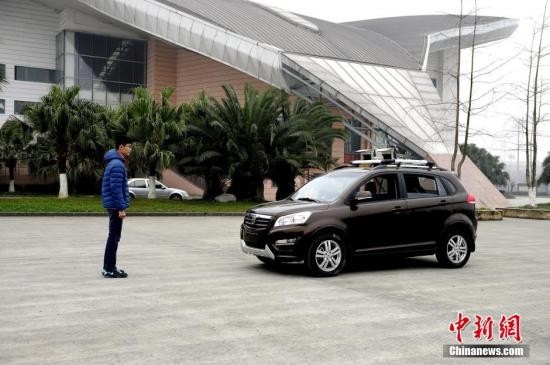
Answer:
[{"left": 147, "top": 38, "right": 178, "bottom": 103}]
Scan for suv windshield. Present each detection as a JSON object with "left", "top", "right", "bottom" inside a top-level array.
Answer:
[{"left": 291, "top": 170, "right": 363, "bottom": 203}]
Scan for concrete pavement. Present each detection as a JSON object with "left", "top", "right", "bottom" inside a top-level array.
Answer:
[{"left": 0, "top": 217, "right": 549, "bottom": 364}]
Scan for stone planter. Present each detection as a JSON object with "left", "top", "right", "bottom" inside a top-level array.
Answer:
[
  {"left": 475, "top": 209, "right": 503, "bottom": 221},
  {"left": 499, "top": 208, "right": 550, "bottom": 220}
]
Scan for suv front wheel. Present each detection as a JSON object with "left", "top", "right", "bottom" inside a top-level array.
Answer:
[
  {"left": 305, "top": 233, "right": 346, "bottom": 277},
  {"left": 436, "top": 228, "right": 471, "bottom": 268}
]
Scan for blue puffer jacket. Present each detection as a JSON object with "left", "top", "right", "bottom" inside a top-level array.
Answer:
[{"left": 101, "top": 149, "right": 130, "bottom": 210}]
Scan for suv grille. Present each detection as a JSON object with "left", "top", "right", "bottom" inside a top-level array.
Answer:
[{"left": 243, "top": 213, "right": 272, "bottom": 232}]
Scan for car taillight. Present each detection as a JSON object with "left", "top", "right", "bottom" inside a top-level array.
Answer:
[{"left": 467, "top": 193, "right": 476, "bottom": 204}]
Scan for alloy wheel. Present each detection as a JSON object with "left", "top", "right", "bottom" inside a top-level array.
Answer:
[
  {"left": 315, "top": 240, "right": 342, "bottom": 272},
  {"left": 447, "top": 235, "right": 468, "bottom": 264}
]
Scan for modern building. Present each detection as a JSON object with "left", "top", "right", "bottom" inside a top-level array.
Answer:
[{"left": 0, "top": 0, "right": 518, "bottom": 206}]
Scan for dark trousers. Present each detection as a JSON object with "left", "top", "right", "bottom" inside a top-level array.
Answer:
[{"left": 104, "top": 209, "right": 123, "bottom": 271}]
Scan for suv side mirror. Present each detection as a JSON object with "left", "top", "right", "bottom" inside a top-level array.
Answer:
[{"left": 354, "top": 190, "right": 372, "bottom": 202}]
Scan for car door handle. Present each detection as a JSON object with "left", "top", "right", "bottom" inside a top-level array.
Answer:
[
  {"left": 392, "top": 206, "right": 403, "bottom": 213},
  {"left": 440, "top": 199, "right": 447, "bottom": 203}
]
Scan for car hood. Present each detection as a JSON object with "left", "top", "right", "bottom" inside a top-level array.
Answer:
[{"left": 249, "top": 199, "right": 329, "bottom": 217}]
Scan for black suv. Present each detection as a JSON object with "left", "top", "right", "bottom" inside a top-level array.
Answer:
[{"left": 240, "top": 161, "right": 477, "bottom": 276}]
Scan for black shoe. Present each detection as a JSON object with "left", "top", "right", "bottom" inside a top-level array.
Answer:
[
  {"left": 102, "top": 268, "right": 128, "bottom": 278},
  {"left": 114, "top": 268, "right": 128, "bottom": 278}
]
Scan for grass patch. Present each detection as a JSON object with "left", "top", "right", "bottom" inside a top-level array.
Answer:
[
  {"left": 0, "top": 196, "right": 255, "bottom": 213},
  {"left": 518, "top": 203, "right": 550, "bottom": 210}
]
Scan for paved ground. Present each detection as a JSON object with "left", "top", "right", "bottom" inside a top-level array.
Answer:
[
  {"left": 506, "top": 196, "right": 550, "bottom": 207},
  {"left": 0, "top": 217, "right": 548, "bottom": 365}
]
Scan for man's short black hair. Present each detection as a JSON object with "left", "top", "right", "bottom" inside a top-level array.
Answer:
[{"left": 115, "top": 135, "right": 132, "bottom": 149}]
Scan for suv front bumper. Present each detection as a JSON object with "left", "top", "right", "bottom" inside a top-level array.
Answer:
[{"left": 240, "top": 239, "right": 276, "bottom": 260}]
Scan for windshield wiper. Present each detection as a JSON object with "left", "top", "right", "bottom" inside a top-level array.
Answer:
[{"left": 297, "top": 197, "right": 320, "bottom": 203}]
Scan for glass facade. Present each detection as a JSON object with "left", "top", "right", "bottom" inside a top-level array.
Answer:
[{"left": 57, "top": 31, "right": 146, "bottom": 105}]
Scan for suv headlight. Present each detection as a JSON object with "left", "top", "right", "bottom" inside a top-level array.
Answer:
[{"left": 274, "top": 212, "right": 312, "bottom": 227}]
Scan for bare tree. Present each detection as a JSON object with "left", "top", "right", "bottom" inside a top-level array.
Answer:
[
  {"left": 457, "top": 0, "right": 478, "bottom": 177},
  {"left": 450, "top": 0, "right": 464, "bottom": 172},
  {"left": 525, "top": 0, "right": 548, "bottom": 207}
]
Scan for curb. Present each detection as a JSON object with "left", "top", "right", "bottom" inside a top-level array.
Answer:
[
  {"left": 0, "top": 212, "right": 246, "bottom": 217},
  {"left": 498, "top": 208, "right": 550, "bottom": 220},
  {"left": 475, "top": 210, "right": 503, "bottom": 221}
]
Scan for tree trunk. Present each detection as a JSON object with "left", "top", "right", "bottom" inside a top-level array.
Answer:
[
  {"left": 147, "top": 175, "right": 157, "bottom": 199},
  {"left": 458, "top": 2, "right": 477, "bottom": 178},
  {"left": 58, "top": 173, "right": 68, "bottom": 198},
  {"left": 58, "top": 153, "right": 68, "bottom": 198},
  {"left": 451, "top": 0, "right": 463, "bottom": 172},
  {"left": 8, "top": 161, "right": 15, "bottom": 193},
  {"left": 528, "top": 187, "right": 537, "bottom": 207},
  {"left": 203, "top": 174, "right": 224, "bottom": 200}
]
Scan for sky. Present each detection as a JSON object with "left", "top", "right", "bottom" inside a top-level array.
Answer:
[{"left": 252, "top": 0, "right": 550, "bottom": 182}]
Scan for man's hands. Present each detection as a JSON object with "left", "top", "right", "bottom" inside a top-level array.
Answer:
[{"left": 118, "top": 210, "right": 127, "bottom": 219}]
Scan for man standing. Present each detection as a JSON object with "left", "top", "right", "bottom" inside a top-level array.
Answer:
[{"left": 101, "top": 135, "right": 132, "bottom": 278}]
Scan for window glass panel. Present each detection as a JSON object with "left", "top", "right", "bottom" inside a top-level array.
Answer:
[
  {"left": 119, "top": 62, "right": 133, "bottom": 83},
  {"left": 77, "top": 56, "right": 93, "bottom": 79},
  {"left": 77, "top": 78, "right": 93, "bottom": 100},
  {"left": 56, "top": 32, "right": 64, "bottom": 57},
  {"left": 92, "top": 35, "right": 107, "bottom": 58},
  {"left": 120, "top": 84, "right": 135, "bottom": 104},
  {"left": 404, "top": 174, "right": 439, "bottom": 197},
  {"left": 359, "top": 174, "right": 398, "bottom": 201},
  {"left": 92, "top": 81, "right": 106, "bottom": 104},
  {"left": 134, "top": 180, "right": 146, "bottom": 188},
  {"left": 14, "top": 66, "right": 55, "bottom": 83},
  {"left": 133, "top": 63, "right": 145, "bottom": 84},
  {"left": 0, "top": 99, "right": 5, "bottom": 114},
  {"left": 134, "top": 41, "right": 146, "bottom": 62},
  {"left": 105, "top": 82, "right": 120, "bottom": 105},
  {"left": 104, "top": 61, "right": 120, "bottom": 82},
  {"left": 14, "top": 100, "right": 36, "bottom": 114},
  {"left": 76, "top": 33, "right": 93, "bottom": 56},
  {"left": 443, "top": 177, "right": 458, "bottom": 195},
  {"left": 92, "top": 58, "right": 107, "bottom": 79},
  {"left": 0, "top": 64, "right": 5, "bottom": 80},
  {"left": 106, "top": 37, "right": 121, "bottom": 60}
]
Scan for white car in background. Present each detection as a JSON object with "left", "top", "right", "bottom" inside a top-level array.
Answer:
[{"left": 128, "top": 178, "right": 190, "bottom": 200}]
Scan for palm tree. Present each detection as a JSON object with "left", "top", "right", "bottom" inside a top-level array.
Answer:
[
  {"left": 25, "top": 85, "right": 106, "bottom": 198},
  {"left": 538, "top": 153, "right": 550, "bottom": 185},
  {"left": 114, "top": 87, "right": 185, "bottom": 199},
  {"left": 267, "top": 93, "right": 346, "bottom": 200},
  {"left": 209, "top": 85, "right": 278, "bottom": 201},
  {"left": 173, "top": 92, "right": 229, "bottom": 199},
  {"left": 66, "top": 100, "right": 110, "bottom": 194},
  {"left": 0, "top": 117, "right": 34, "bottom": 192}
]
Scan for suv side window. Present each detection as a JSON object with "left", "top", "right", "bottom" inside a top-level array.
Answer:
[
  {"left": 359, "top": 174, "right": 398, "bottom": 201},
  {"left": 404, "top": 174, "right": 441, "bottom": 198}
]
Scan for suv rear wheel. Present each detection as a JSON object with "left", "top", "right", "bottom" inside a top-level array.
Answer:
[
  {"left": 305, "top": 233, "right": 346, "bottom": 277},
  {"left": 436, "top": 228, "right": 471, "bottom": 268}
]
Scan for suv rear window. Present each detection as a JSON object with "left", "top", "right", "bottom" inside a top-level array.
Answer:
[
  {"left": 441, "top": 177, "right": 458, "bottom": 195},
  {"left": 404, "top": 174, "right": 440, "bottom": 198}
]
